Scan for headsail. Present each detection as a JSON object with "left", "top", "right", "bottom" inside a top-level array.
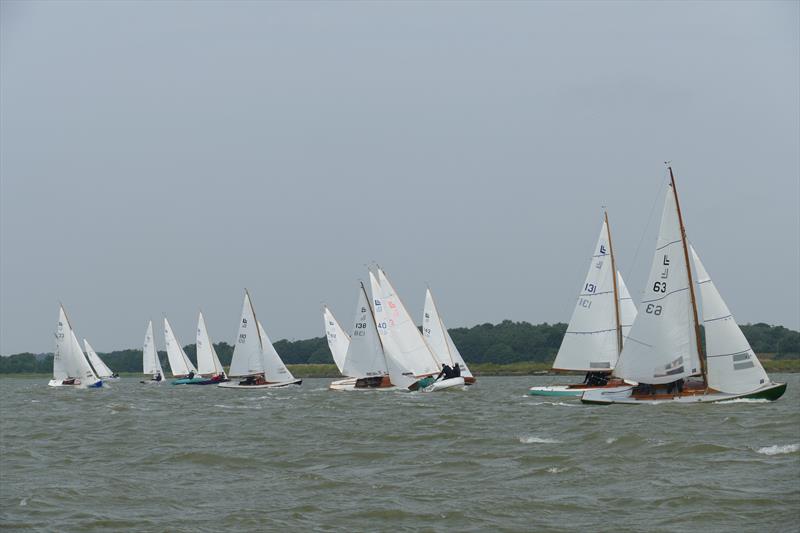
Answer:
[
  {"left": 83, "top": 339, "right": 114, "bottom": 378},
  {"left": 341, "top": 284, "right": 389, "bottom": 378},
  {"left": 552, "top": 219, "right": 622, "bottom": 372},
  {"left": 690, "top": 246, "right": 769, "bottom": 394},
  {"left": 256, "top": 320, "right": 295, "bottom": 382},
  {"left": 323, "top": 306, "right": 350, "bottom": 374},
  {"left": 613, "top": 183, "right": 700, "bottom": 384},
  {"left": 228, "top": 291, "right": 264, "bottom": 377},
  {"left": 163, "top": 317, "right": 198, "bottom": 377},
  {"left": 142, "top": 320, "right": 164, "bottom": 378},
  {"left": 196, "top": 311, "right": 226, "bottom": 377},
  {"left": 423, "top": 288, "right": 473, "bottom": 378},
  {"left": 617, "top": 271, "right": 637, "bottom": 343}
]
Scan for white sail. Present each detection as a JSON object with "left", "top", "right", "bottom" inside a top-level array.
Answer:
[
  {"left": 370, "top": 271, "right": 417, "bottom": 389},
  {"left": 256, "top": 320, "right": 295, "bottom": 382},
  {"left": 163, "top": 317, "right": 197, "bottom": 377},
  {"left": 323, "top": 306, "right": 350, "bottom": 374},
  {"left": 342, "top": 284, "right": 389, "bottom": 378},
  {"left": 423, "top": 288, "right": 473, "bottom": 378},
  {"left": 614, "top": 184, "right": 700, "bottom": 384},
  {"left": 142, "top": 320, "right": 163, "bottom": 378},
  {"left": 54, "top": 306, "right": 100, "bottom": 386},
  {"left": 228, "top": 291, "right": 264, "bottom": 377},
  {"left": 377, "top": 268, "right": 441, "bottom": 377},
  {"left": 552, "top": 220, "right": 621, "bottom": 371},
  {"left": 83, "top": 339, "right": 114, "bottom": 378},
  {"left": 690, "top": 246, "right": 769, "bottom": 394},
  {"left": 617, "top": 271, "right": 637, "bottom": 343},
  {"left": 196, "top": 312, "right": 225, "bottom": 376}
]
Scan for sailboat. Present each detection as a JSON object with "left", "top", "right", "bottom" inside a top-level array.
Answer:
[
  {"left": 83, "top": 339, "right": 119, "bottom": 380},
  {"left": 422, "top": 287, "right": 475, "bottom": 385},
  {"left": 163, "top": 317, "right": 205, "bottom": 385},
  {"left": 373, "top": 268, "right": 465, "bottom": 392},
  {"left": 324, "top": 305, "right": 354, "bottom": 389},
  {"left": 529, "top": 212, "right": 637, "bottom": 397},
  {"left": 218, "top": 290, "right": 302, "bottom": 389},
  {"left": 195, "top": 311, "right": 229, "bottom": 383},
  {"left": 329, "top": 283, "right": 395, "bottom": 391},
  {"left": 582, "top": 167, "right": 786, "bottom": 404},
  {"left": 141, "top": 320, "right": 166, "bottom": 384},
  {"left": 48, "top": 305, "right": 103, "bottom": 388}
]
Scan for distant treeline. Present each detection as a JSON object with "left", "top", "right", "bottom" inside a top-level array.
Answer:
[{"left": 1, "top": 321, "right": 798, "bottom": 374}]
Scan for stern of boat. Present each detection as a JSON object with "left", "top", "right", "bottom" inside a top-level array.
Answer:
[{"left": 580, "top": 385, "right": 634, "bottom": 405}]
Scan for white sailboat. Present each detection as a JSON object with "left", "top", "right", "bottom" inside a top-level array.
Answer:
[
  {"left": 329, "top": 283, "right": 395, "bottom": 391},
  {"left": 219, "top": 290, "right": 301, "bottom": 389},
  {"left": 530, "top": 212, "right": 638, "bottom": 397},
  {"left": 163, "top": 317, "right": 203, "bottom": 384},
  {"left": 83, "top": 339, "right": 119, "bottom": 380},
  {"left": 582, "top": 167, "right": 786, "bottom": 404},
  {"left": 49, "top": 305, "right": 103, "bottom": 388},
  {"left": 196, "top": 311, "right": 228, "bottom": 383},
  {"left": 142, "top": 320, "right": 165, "bottom": 384},
  {"left": 422, "top": 287, "right": 475, "bottom": 385},
  {"left": 373, "top": 268, "right": 465, "bottom": 392},
  {"left": 324, "top": 305, "right": 351, "bottom": 388}
]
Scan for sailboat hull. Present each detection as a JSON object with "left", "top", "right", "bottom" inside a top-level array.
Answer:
[
  {"left": 48, "top": 379, "right": 103, "bottom": 388},
  {"left": 421, "top": 376, "right": 465, "bottom": 392},
  {"left": 218, "top": 378, "right": 302, "bottom": 389},
  {"left": 171, "top": 377, "right": 212, "bottom": 385},
  {"left": 528, "top": 384, "right": 612, "bottom": 397},
  {"left": 329, "top": 377, "right": 396, "bottom": 391},
  {"left": 581, "top": 382, "right": 787, "bottom": 405}
]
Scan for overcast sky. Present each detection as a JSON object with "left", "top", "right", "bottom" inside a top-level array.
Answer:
[{"left": 1, "top": 0, "right": 798, "bottom": 355}]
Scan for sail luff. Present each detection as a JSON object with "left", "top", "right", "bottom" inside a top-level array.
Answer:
[
  {"left": 669, "top": 166, "right": 707, "bottom": 384},
  {"left": 606, "top": 211, "right": 624, "bottom": 355}
]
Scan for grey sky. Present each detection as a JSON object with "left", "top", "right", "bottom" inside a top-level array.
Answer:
[{"left": 1, "top": 1, "right": 798, "bottom": 355}]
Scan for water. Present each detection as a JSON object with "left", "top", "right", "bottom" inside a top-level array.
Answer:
[{"left": 1, "top": 375, "right": 798, "bottom": 532}]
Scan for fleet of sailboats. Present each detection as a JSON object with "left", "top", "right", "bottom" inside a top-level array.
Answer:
[{"left": 43, "top": 167, "right": 788, "bottom": 405}]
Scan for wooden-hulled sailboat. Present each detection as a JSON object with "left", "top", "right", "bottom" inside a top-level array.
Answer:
[
  {"left": 373, "top": 268, "right": 465, "bottom": 392},
  {"left": 329, "top": 282, "right": 395, "bottom": 391},
  {"left": 218, "top": 290, "right": 301, "bottom": 389},
  {"left": 141, "top": 320, "right": 166, "bottom": 384},
  {"left": 163, "top": 317, "right": 205, "bottom": 385},
  {"left": 49, "top": 305, "right": 103, "bottom": 388},
  {"left": 422, "top": 287, "right": 475, "bottom": 385},
  {"left": 324, "top": 305, "right": 354, "bottom": 390},
  {"left": 529, "top": 212, "right": 637, "bottom": 397},
  {"left": 582, "top": 168, "right": 786, "bottom": 404},
  {"left": 83, "top": 339, "right": 119, "bottom": 380},
  {"left": 195, "top": 311, "right": 229, "bottom": 384}
]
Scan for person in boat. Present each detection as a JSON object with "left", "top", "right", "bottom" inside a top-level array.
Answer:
[
  {"left": 187, "top": 370, "right": 195, "bottom": 379},
  {"left": 452, "top": 363, "right": 461, "bottom": 378},
  {"left": 436, "top": 364, "right": 454, "bottom": 381},
  {"left": 153, "top": 372, "right": 162, "bottom": 382},
  {"left": 242, "top": 375, "right": 256, "bottom": 385}
]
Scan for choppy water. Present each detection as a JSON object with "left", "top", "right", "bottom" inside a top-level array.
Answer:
[{"left": 1, "top": 375, "right": 798, "bottom": 532}]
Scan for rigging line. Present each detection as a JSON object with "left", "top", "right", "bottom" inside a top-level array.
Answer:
[{"left": 624, "top": 168, "right": 669, "bottom": 286}]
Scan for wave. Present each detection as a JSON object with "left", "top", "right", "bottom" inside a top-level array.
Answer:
[
  {"left": 718, "top": 398, "right": 770, "bottom": 404},
  {"left": 546, "top": 467, "right": 568, "bottom": 474},
  {"left": 755, "top": 443, "right": 799, "bottom": 456},
  {"left": 519, "top": 436, "right": 562, "bottom": 444}
]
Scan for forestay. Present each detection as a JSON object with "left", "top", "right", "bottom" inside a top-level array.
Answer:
[
  {"left": 552, "top": 220, "right": 622, "bottom": 372},
  {"left": 377, "top": 269, "right": 441, "bottom": 377},
  {"left": 83, "top": 339, "right": 114, "bottom": 378},
  {"left": 422, "top": 288, "right": 473, "bottom": 378},
  {"left": 196, "top": 312, "right": 225, "bottom": 376},
  {"left": 691, "top": 246, "right": 769, "bottom": 394},
  {"left": 142, "top": 320, "right": 164, "bottom": 377},
  {"left": 614, "top": 184, "right": 700, "bottom": 384},
  {"left": 341, "top": 284, "right": 389, "bottom": 379},
  {"left": 228, "top": 291, "right": 264, "bottom": 377},
  {"left": 163, "top": 317, "right": 198, "bottom": 377},
  {"left": 323, "top": 306, "right": 350, "bottom": 374}
]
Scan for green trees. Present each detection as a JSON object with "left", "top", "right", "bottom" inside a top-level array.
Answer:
[{"left": 1, "top": 321, "right": 797, "bottom": 373}]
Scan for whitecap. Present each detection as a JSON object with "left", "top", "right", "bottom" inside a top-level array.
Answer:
[
  {"left": 718, "top": 398, "right": 770, "bottom": 404},
  {"left": 756, "top": 443, "right": 799, "bottom": 456},
  {"left": 519, "top": 436, "right": 562, "bottom": 444},
  {"left": 605, "top": 437, "right": 618, "bottom": 444},
  {"left": 19, "top": 498, "right": 27, "bottom": 507},
  {"left": 546, "top": 467, "right": 567, "bottom": 474}
]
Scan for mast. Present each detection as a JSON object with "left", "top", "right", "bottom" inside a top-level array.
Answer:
[
  {"left": 668, "top": 166, "right": 707, "bottom": 384},
  {"left": 605, "top": 210, "right": 623, "bottom": 356}
]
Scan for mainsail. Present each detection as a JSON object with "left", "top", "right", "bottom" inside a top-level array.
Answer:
[
  {"left": 422, "top": 288, "right": 473, "bottom": 378},
  {"left": 323, "top": 306, "right": 350, "bottom": 374},
  {"left": 614, "top": 182, "right": 701, "bottom": 384},
  {"left": 163, "top": 317, "right": 198, "bottom": 377},
  {"left": 552, "top": 218, "right": 630, "bottom": 371},
  {"left": 228, "top": 291, "right": 264, "bottom": 377},
  {"left": 690, "top": 246, "right": 769, "bottom": 394},
  {"left": 370, "top": 271, "right": 417, "bottom": 389},
  {"left": 196, "top": 311, "right": 226, "bottom": 377},
  {"left": 341, "top": 284, "right": 389, "bottom": 379},
  {"left": 142, "top": 320, "right": 164, "bottom": 378},
  {"left": 83, "top": 339, "right": 114, "bottom": 378}
]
